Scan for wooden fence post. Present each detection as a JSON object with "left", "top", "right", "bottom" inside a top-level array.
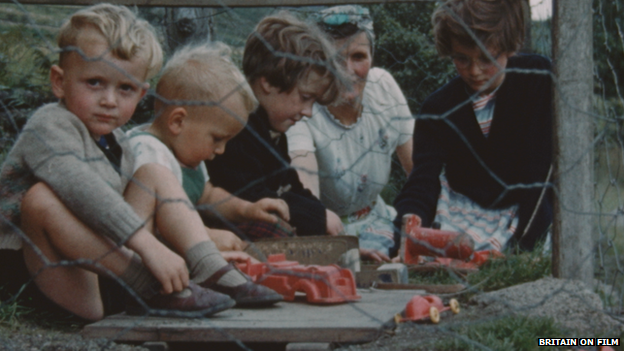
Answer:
[{"left": 552, "top": 0, "right": 594, "bottom": 286}]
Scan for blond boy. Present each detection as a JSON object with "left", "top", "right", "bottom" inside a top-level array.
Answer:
[
  {"left": 0, "top": 4, "right": 243, "bottom": 321},
  {"left": 125, "top": 42, "right": 285, "bottom": 307}
]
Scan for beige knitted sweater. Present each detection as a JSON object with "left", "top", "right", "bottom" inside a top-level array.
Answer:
[{"left": 0, "top": 103, "right": 143, "bottom": 250}]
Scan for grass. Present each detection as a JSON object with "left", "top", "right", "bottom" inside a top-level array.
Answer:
[
  {"left": 432, "top": 315, "right": 568, "bottom": 351},
  {"left": 0, "top": 294, "right": 34, "bottom": 326},
  {"left": 0, "top": 286, "right": 84, "bottom": 332},
  {"left": 407, "top": 245, "right": 552, "bottom": 299}
]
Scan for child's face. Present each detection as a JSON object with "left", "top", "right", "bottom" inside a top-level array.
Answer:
[
  {"left": 259, "top": 71, "right": 330, "bottom": 133},
  {"left": 334, "top": 31, "right": 372, "bottom": 103},
  {"left": 51, "top": 28, "right": 148, "bottom": 139},
  {"left": 450, "top": 39, "right": 514, "bottom": 95},
  {"left": 175, "top": 97, "right": 248, "bottom": 168}
]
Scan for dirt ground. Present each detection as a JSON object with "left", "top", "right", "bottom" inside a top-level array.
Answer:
[
  {"left": 1, "top": 277, "right": 622, "bottom": 351},
  {"left": 336, "top": 277, "right": 624, "bottom": 351}
]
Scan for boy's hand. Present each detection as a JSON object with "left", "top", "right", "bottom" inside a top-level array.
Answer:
[
  {"left": 360, "top": 248, "right": 391, "bottom": 263},
  {"left": 207, "top": 228, "right": 245, "bottom": 251},
  {"left": 326, "top": 209, "right": 344, "bottom": 236},
  {"left": 242, "top": 198, "right": 290, "bottom": 223},
  {"left": 221, "top": 251, "right": 260, "bottom": 264},
  {"left": 126, "top": 229, "right": 189, "bottom": 294}
]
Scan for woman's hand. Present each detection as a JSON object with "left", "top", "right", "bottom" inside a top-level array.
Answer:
[
  {"left": 326, "top": 209, "right": 344, "bottom": 236},
  {"left": 359, "top": 248, "right": 391, "bottom": 263}
]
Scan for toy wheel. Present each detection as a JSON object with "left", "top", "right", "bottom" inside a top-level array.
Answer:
[
  {"left": 394, "top": 313, "right": 402, "bottom": 324},
  {"left": 449, "top": 298, "right": 460, "bottom": 314},
  {"left": 429, "top": 306, "right": 440, "bottom": 324}
]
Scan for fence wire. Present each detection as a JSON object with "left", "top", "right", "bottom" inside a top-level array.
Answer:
[{"left": 0, "top": 1, "right": 622, "bottom": 350}]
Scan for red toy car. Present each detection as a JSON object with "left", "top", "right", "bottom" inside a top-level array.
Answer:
[
  {"left": 401, "top": 214, "right": 504, "bottom": 269},
  {"left": 394, "top": 295, "right": 460, "bottom": 324},
  {"left": 237, "top": 254, "right": 361, "bottom": 304}
]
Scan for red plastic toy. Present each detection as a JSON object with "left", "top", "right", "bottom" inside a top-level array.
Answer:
[
  {"left": 401, "top": 214, "right": 474, "bottom": 264},
  {"left": 394, "top": 295, "right": 460, "bottom": 324},
  {"left": 237, "top": 254, "right": 361, "bottom": 304},
  {"left": 401, "top": 214, "right": 505, "bottom": 268}
]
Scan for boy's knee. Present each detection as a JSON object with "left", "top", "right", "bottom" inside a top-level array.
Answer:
[{"left": 21, "top": 182, "right": 60, "bottom": 218}]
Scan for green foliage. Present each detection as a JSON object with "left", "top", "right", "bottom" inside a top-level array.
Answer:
[
  {"left": 370, "top": 2, "right": 455, "bottom": 114},
  {"left": 0, "top": 294, "right": 34, "bottom": 325},
  {"left": 434, "top": 315, "right": 567, "bottom": 351},
  {"left": 0, "top": 24, "right": 56, "bottom": 150},
  {"left": 594, "top": 0, "right": 624, "bottom": 100}
]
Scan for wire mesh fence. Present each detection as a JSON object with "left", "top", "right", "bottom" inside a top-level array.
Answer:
[{"left": 0, "top": 0, "right": 622, "bottom": 350}]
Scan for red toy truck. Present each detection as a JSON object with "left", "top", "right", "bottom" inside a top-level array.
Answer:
[{"left": 237, "top": 254, "right": 361, "bottom": 304}]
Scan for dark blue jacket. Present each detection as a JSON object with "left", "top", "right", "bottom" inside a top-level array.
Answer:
[{"left": 394, "top": 54, "right": 553, "bottom": 250}]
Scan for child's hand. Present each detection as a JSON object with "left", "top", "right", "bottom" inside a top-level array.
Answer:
[
  {"left": 207, "top": 228, "right": 245, "bottom": 251},
  {"left": 326, "top": 209, "right": 344, "bottom": 236},
  {"left": 243, "top": 198, "right": 290, "bottom": 223},
  {"left": 221, "top": 251, "right": 260, "bottom": 264},
  {"left": 140, "top": 241, "right": 189, "bottom": 294},
  {"left": 126, "top": 229, "right": 189, "bottom": 294}
]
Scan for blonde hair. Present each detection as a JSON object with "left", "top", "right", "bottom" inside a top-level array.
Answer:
[
  {"left": 57, "top": 3, "right": 163, "bottom": 79},
  {"left": 155, "top": 42, "right": 257, "bottom": 117},
  {"left": 243, "top": 11, "right": 344, "bottom": 106}
]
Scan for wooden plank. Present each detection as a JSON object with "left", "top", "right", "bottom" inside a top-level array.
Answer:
[
  {"left": 0, "top": 0, "right": 430, "bottom": 7},
  {"left": 82, "top": 289, "right": 418, "bottom": 343},
  {"left": 245, "top": 235, "right": 359, "bottom": 269}
]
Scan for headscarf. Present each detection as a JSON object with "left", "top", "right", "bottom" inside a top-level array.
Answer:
[{"left": 314, "top": 5, "right": 375, "bottom": 51}]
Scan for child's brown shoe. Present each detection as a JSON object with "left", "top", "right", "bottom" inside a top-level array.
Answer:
[
  {"left": 200, "top": 264, "right": 283, "bottom": 307},
  {"left": 126, "top": 281, "right": 235, "bottom": 317}
]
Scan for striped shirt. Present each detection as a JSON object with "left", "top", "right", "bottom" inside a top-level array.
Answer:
[{"left": 472, "top": 92, "right": 496, "bottom": 137}]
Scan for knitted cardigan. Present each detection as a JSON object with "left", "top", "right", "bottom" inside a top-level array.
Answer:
[
  {"left": 0, "top": 103, "right": 142, "bottom": 249},
  {"left": 394, "top": 54, "right": 553, "bottom": 250}
]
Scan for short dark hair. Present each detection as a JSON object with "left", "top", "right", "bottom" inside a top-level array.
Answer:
[
  {"left": 432, "top": 0, "right": 526, "bottom": 56},
  {"left": 243, "top": 11, "right": 342, "bottom": 105}
]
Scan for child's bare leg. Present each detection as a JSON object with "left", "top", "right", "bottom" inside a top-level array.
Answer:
[
  {"left": 125, "top": 164, "right": 283, "bottom": 307},
  {"left": 124, "top": 163, "right": 214, "bottom": 252},
  {"left": 124, "top": 164, "right": 248, "bottom": 285},
  {"left": 21, "top": 183, "right": 135, "bottom": 321}
]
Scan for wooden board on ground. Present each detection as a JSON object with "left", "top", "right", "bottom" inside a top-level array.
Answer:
[
  {"left": 82, "top": 289, "right": 417, "bottom": 344},
  {"left": 245, "top": 235, "right": 359, "bottom": 269},
  {"left": 356, "top": 269, "right": 402, "bottom": 288}
]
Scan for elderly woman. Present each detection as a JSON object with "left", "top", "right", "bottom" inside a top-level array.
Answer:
[{"left": 287, "top": 5, "right": 414, "bottom": 262}]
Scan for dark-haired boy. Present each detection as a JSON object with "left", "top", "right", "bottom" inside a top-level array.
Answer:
[{"left": 206, "top": 12, "right": 345, "bottom": 239}]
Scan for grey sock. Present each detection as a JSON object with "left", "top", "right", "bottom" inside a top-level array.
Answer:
[
  {"left": 186, "top": 240, "right": 246, "bottom": 287},
  {"left": 119, "top": 253, "right": 160, "bottom": 300}
]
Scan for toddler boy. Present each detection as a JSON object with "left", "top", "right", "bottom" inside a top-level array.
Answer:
[
  {"left": 125, "top": 42, "right": 286, "bottom": 306},
  {"left": 206, "top": 12, "right": 345, "bottom": 239}
]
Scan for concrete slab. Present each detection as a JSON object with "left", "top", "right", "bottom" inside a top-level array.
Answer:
[{"left": 82, "top": 289, "right": 419, "bottom": 344}]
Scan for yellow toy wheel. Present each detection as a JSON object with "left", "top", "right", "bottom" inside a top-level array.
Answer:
[
  {"left": 429, "top": 306, "right": 440, "bottom": 324},
  {"left": 449, "top": 298, "right": 460, "bottom": 314},
  {"left": 394, "top": 313, "right": 403, "bottom": 324}
]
